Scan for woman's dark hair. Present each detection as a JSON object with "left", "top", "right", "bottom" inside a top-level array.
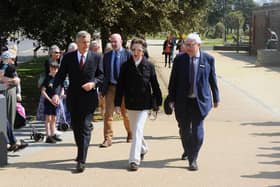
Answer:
[{"left": 130, "top": 38, "right": 145, "bottom": 50}]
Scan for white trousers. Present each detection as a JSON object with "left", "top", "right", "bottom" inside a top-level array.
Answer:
[{"left": 127, "top": 110, "right": 149, "bottom": 165}]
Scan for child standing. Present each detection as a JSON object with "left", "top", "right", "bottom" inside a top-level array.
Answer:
[{"left": 41, "top": 62, "right": 62, "bottom": 143}]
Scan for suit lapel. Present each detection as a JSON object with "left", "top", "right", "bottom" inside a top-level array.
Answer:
[
  {"left": 108, "top": 51, "right": 113, "bottom": 75},
  {"left": 80, "top": 50, "right": 92, "bottom": 71},
  {"left": 74, "top": 51, "right": 80, "bottom": 70},
  {"left": 83, "top": 51, "right": 91, "bottom": 70},
  {"left": 183, "top": 54, "right": 190, "bottom": 83}
]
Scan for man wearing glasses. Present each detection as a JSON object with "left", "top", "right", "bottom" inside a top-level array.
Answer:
[{"left": 167, "top": 33, "right": 220, "bottom": 171}]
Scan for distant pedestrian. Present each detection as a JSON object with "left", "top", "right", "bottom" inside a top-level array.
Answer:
[
  {"left": 162, "top": 36, "right": 173, "bottom": 68},
  {"left": 167, "top": 33, "right": 220, "bottom": 171},
  {"left": 90, "top": 40, "right": 105, "bottom": 119}
]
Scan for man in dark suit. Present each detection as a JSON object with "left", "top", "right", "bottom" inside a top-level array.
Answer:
[
  {"left": 100, "top": 33, "right": 132, "bottom": 148},
  {"left": 168, "top": 33, "right": 220, "bottom": 171},
  {"left": 52, "top": 31, "right": 103, "bottom": 172}
]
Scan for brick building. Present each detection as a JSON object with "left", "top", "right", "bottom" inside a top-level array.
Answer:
[{"left": 251, "top": 3, "right": 280, "bottom": 55}]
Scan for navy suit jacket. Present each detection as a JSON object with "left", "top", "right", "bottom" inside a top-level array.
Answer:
[
  {"left": 53, "top": 50, "right": 103, "bottom": 115},
  {"left": 168, "top": 51, "right": 220, "bottom": 118},
  {"left": 102, "top": 48, "right": 131, "bottom": 96}
]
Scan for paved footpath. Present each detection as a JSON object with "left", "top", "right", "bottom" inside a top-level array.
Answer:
[{"left": 1, "top": 41, "right": 280, "bottom": 187}]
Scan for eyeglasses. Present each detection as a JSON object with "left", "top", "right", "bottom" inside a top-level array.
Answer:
[
  {"left": 185, "top": 43, "right": 197, "bottom": 48},
  {"left": 53, "top": 51, "right": 61, "bottom": 54}
]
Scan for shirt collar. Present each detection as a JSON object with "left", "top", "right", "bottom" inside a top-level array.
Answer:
[
  {"left": 114, "top": 47, "right": 123, "bottom": 54},
  {"left": 78, "top": 50, "right": 88, "bottom": 58},
  {"left": 135, "top": 58, "right": 142, "bottom": 67}
]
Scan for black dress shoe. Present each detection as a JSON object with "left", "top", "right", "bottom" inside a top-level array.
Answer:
[
  {"left": 189, "top": 160, "right": 198, "bottom": 171},
  {"left": 12, "top": 140, "right": 29, "bottom": 152},
  {"left": 76, "top": 162, "right": 85, "bottom": 173},
  {"left": 181, "top": 152, "right": 188, "bottom": 160},
  {"left": 52, "top": 135, "right": 62, "bottom": 142}
]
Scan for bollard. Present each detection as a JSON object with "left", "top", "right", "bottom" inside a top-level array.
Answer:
[{"left": 0, "top": 84, "right": 7, "bottom": 167}]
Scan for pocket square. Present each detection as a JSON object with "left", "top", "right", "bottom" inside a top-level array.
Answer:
[{"left": 199, "top": 64, "right": 205, "bottom": 68}]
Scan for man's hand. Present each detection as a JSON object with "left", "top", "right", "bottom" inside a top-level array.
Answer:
[
  {"left": 81, "top": 82, "right": 95, "bottom": 92},
  {"left": 169, "top": 102, "right": 175, "bottom": 110},
  {"left": 52, "top": 94, "right": 60, "bottom": 106}
]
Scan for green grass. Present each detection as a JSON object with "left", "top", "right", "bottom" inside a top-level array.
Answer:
[
  {"left": 17, "top": 56, "right": 47, "bottom": 117},
  {"left": 202, "top": 38, "right": 224, "bottom": 46}
]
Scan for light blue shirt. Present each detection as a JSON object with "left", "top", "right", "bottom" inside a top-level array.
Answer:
[
  {"left": 110, "top": 48, "right": 123, "bottom": 84},
  {"left": 77, "top": 50, "right": 88, "bottom": 65}
]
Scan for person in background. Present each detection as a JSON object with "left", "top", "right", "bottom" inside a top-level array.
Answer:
[
  {"left": 176, "top": 34, "right": 185, "bottom": 53},
  {"left": 104, "top": 43, "right": 113, "bottom": 53},
  {"left": 90, "top": 40, "right": 101, "bottom": 53},
  {"left": 100, "top": 33, "right": 132, "bottom": 148},
  {"left": 162, "top": 36, "right": 173, "bottom": 68},
  {"left": 44, "top": 45, "right": 61, "bottom": 77},
  {"left": 90, "top": 40, "right": 105, "bottom": 119},
  {"left": 115, "top": 38, "right": 162, "bottom": 171},
  {"left": 41, "top": 62, "right": 62, "bottom": 143},
  {"left": 0, "top": 51, "right": 28, "bottom": 152},
  {"left": 37, "top": 45, "right": 63, "bottom": 137},
  {"left": 167, "top": 33, "right": 220, "bottom": 171},
  {"left": 67, "top": 42, "right": 78, "bottom": 53}
]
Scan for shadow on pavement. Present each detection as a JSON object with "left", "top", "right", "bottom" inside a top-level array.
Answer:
[
  {"left": 241, "top": 171, "right": 280, "bottom": 179},
  {"left": 251, "top": 132, "right": 280, "bottom": 137},
  {"left": 6, "top": 158, "right": 184, "bottom": 173},
  {"left": 7, "top": 159, "right": 74, "bottom": 172},
  {"left": 240, "top": 121, "right": 280, "bottom": 180},
  {"left": 240, "top": 121, "right": 280, "bottom": 126},
  {"left": 217, "top": 51, "right": 255, "bottom": 63}
]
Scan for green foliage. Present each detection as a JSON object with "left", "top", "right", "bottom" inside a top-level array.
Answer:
[
  {"left": 17, "top": 56, "right": 47, "bottom": 115},
  {"left": 0, "top": 0, "right": 210, "bottom": 49},
  {"left": 204, "top": 0, "right": 257, "bottom": 37},
  {"left": 214, "top": 22, "right": 225, "bottom": 38},
  {"left": 225, "top": 11, "right": 244, "bottom": 31}
]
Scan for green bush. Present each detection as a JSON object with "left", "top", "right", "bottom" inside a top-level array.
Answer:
[{"left": 17, "top": 56, "right": 48, "bottom": 116}]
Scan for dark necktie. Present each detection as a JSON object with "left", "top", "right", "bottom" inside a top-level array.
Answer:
[
  {"left": 79, "top": 54, "right": 84, "bottom": 70},
  {"left": 113, "top": 52, "right": 118, "bottom": 81},
  {"left": 189, "top": 57, "right": 195, "bottom": 95}
]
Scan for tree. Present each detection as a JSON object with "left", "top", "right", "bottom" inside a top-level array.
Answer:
[
  {"left": 225, "top": 11, "right": 244, "bottom": 45},
  {"left": 0, "top": 0, "right": 21, "bottom": 50},
  {"left": 0, "top": 0, "right": 210, "bottom": 50},
  {"left": 215, "top": 22, "right": 225, "bottom": 38}
]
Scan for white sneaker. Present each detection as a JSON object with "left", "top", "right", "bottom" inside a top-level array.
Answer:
[{"left": 55, "top": 130, "right": 63, "bottom": 136}]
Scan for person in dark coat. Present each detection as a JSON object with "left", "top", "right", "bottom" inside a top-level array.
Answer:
[
  {"left": 167, "top": 33, "right": 220, "bottom": 171},
  {"left": 52, "top": 31, "right": 103, "bottom": 173},
  {"left": 115, "top": 38, "right": 162, "bottom": 171}
]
